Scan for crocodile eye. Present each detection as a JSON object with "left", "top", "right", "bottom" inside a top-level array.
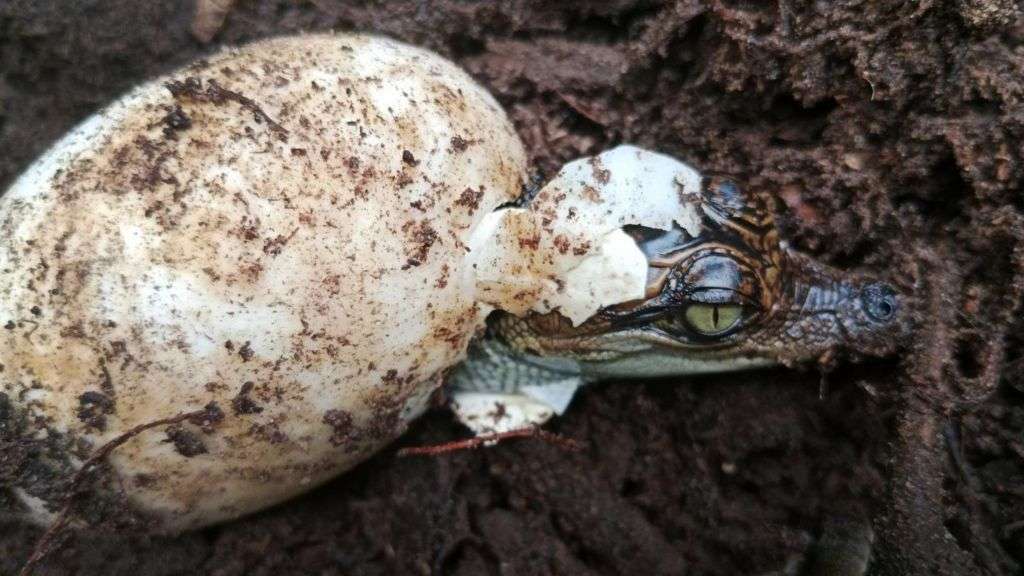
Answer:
[{"left": 683, "top": 303, "right": 743, "bottom": 336}]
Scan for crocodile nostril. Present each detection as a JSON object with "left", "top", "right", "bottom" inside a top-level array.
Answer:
[{"left": 861, "top": 282, "right": 898, "bottom": 322}]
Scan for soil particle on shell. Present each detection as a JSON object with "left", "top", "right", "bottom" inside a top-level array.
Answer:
[
  {"left": 401, "top": 220, "right": 439, "bottom": 267},
  {"left": 164, "top": 425, "right": 208, "bottom": 457},
  {"left": 231, "top": 382, "right": 263, "bottom": 416},
  {"left": 237, "top": 341, "right": 255, "bottom": 362},
  {"left": 76, "top": 391, "right": 116, "bottom": 432},
  {"left": 189, "top": 402, "right": 226, "bottom": 433},
  {"left": 453, "top": 186, "right": 484, "bottom": 214},
  {"left": 248, "top": 420, "right": 289, "bottom": 445},
  {"left": 449, "top": 135, "right": 472, "bottom": 152},
  {"left": 1, "top": 1, "right": 1023, "bottom": 575},
  {"left": 162, "top": 105, "right": 192, "bottom": 136},
  {"left": 323, "top": 409, "right": 355, "bottom": 447}
]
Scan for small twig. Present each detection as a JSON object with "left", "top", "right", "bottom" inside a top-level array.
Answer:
[
  {"left": 398, "top": 428, "right": 583, "bottom": 457},
  {"left": 18, "top": 408, "right": 212, "bottom": 576},
  {"left": 165, "top": 77, "right": 289, "bottom": 141}
]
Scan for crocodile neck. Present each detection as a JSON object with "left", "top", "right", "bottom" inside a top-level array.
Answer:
[{"left": 451, "top": 312, "right": 777, "bottom": 394}]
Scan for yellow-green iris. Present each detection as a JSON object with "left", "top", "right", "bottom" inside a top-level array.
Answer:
[{"left": 683, "top": 303, "right": 743, "bottom": 336}]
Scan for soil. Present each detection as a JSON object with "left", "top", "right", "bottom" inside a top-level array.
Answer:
[{"left": 1, "top": 1, "right": 1023, "bottom": 575}]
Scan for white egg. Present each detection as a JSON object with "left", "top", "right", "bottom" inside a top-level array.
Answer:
[{"left": 0, "top": 32, "right": 526, "bottom": 531}]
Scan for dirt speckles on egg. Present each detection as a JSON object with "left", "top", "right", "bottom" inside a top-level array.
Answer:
[
  {"left": 1, "top": 32, "right": 736, "bottom": 536},
  {"left": 0, "top": 33, "right": 527, "bottom": 532}
]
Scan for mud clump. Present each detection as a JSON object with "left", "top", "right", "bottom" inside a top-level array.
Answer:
[
  {"left": 164, "top": 425, "right": 208, "bottom": 457},
  {"left": 231, "top": 381, "right": 263, "bottom": 415},
  {"left": 1, "top": 1, "right": 1022, "bottom": 575},
  {"left": 76, "top": 391, "right": 116, "bottom": 432}
]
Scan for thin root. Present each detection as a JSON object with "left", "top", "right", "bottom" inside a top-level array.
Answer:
[{"left": 398, "top": 427, "right": 584, "bottom": 457}]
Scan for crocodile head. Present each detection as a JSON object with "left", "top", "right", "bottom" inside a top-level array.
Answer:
[{"left": 489, "top": 176, "right": 909, "bottom": 380}]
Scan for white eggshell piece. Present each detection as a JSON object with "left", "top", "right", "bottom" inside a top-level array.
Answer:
[
  {"left": 449, "top": 392, "right": 557, "bottom": 436},
  {"left": 468, "top": 145, "right": 704, "bottom": 324},
  {"left": 0, "top": 33, "right": 526, "bottom": 531}
]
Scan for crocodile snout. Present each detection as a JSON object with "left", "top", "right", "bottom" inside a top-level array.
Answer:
[
  {"left": 860, "top": 282, "right": 899, "bottom": 323},
  {"left": 834, "top": 278, "right": 910, "bottom": 357}
]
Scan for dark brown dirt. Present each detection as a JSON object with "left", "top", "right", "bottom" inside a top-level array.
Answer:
[{"left": 1, "top": 1, "right": 1023, "bottom": 574}]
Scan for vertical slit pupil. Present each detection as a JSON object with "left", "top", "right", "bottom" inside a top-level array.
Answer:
[{"left": 712, "top": 304, "right": 719, "bottom": 328}]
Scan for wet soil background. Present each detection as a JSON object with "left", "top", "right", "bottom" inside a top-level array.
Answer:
[{"left": 1, "top": 1, "right": 1023, "bottom": 574}]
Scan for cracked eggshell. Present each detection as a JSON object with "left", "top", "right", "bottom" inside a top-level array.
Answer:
[
  {"left": 469, "top": 145, "right": 703, "bottom": 324},
  {"left": 0, "top": 33, "right": 526, "bottom": 532}
]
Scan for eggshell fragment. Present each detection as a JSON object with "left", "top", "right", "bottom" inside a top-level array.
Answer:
[
  {"left": 0, "top": 33, "right": 526, "bottom": 531},
  {"left": 468, "top": 145, "right": 704, "bottom": 324}
]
